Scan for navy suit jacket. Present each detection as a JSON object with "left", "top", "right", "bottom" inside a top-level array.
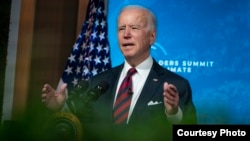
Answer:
[{"left": 77, "top": 59, "right": 197, "bottom": 141}]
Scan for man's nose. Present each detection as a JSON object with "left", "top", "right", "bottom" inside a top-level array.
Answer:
[{"left": 123, "top": 28, "right": 131, "bottom": 38}]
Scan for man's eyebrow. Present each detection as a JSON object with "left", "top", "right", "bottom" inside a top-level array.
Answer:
[{"left": 118, "top": 24, "right": 143, "bottom": 30}]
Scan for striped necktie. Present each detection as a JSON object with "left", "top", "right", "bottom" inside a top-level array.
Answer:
[{"left": 113, "top": 68, "right": 137, "bottom": 124}]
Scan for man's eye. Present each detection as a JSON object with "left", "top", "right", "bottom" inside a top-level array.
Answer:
[
  {"left": 131, "top": 26, "right": 140, "bottom": 30},
  {"left": 118, "top": 28, "right": 125, "bottom": 31}
]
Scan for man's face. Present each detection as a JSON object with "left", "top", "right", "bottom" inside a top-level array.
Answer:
[{"left": 117, "top": 8, "right": 156, "bottom": 63}]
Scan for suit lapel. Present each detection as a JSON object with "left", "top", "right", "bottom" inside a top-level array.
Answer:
[
  {"left": 102, "top": 65, "right": 123, "bottom": 122},
  {"left": 130, "top": 61, "right": 165, "bottom": 122}
]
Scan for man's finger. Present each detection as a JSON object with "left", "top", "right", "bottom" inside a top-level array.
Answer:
[
  {"left": 168, "top": 84, "right": 178, "bottom": 93},
  {"left": 45, "top": 84, "right": 52, "bottom": 91},
  {"left": 59, "top": 83, "right": 67, "bottom": 94}
]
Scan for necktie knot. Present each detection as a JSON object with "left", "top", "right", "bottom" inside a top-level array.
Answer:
[{"left": 127, "top": 68, "right": 137, "bottom": 76}]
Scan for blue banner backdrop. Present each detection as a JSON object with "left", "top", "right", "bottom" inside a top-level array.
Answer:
[{"left": 107, "top": 0, "right": 250, "bottom": 124}]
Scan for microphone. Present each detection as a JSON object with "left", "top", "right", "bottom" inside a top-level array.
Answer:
[
  {"left": 127, "top": 88, "right": 133, "bottom": 95},
  {"left": 67, "top": 80, "right": 89, "bottom": 113},
  {"left": 75, "top": 81, "right": 109, "bottom": 121},
  {"left": 68, "top": 80, "right": 89, "bottom": 100},
  {"left": 84, "top": 81, "right": 109, "bottom": 104}
]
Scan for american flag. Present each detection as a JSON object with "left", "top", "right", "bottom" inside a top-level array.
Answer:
[{"left": 60, "top": 0, "right": 111, "bottom": 91}]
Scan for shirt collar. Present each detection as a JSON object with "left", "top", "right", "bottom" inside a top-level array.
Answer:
[{"left": 123, "top": 56, "right": 153, "bottom": 73}]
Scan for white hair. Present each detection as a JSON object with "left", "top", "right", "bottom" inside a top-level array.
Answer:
[{"left": 119, "top": 5, "right": 157, "bottom": 31}]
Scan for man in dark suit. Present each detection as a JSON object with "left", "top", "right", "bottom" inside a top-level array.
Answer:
[{"left": 42, "top": 5, "right": 197, "bottom": 141}]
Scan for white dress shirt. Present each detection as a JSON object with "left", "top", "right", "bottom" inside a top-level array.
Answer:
[{"left": 113, "top": 56, "right": 182, "bottom": 124}]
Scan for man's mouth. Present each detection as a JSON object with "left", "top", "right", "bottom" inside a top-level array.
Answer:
[{"left": 122, "top": 43, "right": 134, "bottom": 47}]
